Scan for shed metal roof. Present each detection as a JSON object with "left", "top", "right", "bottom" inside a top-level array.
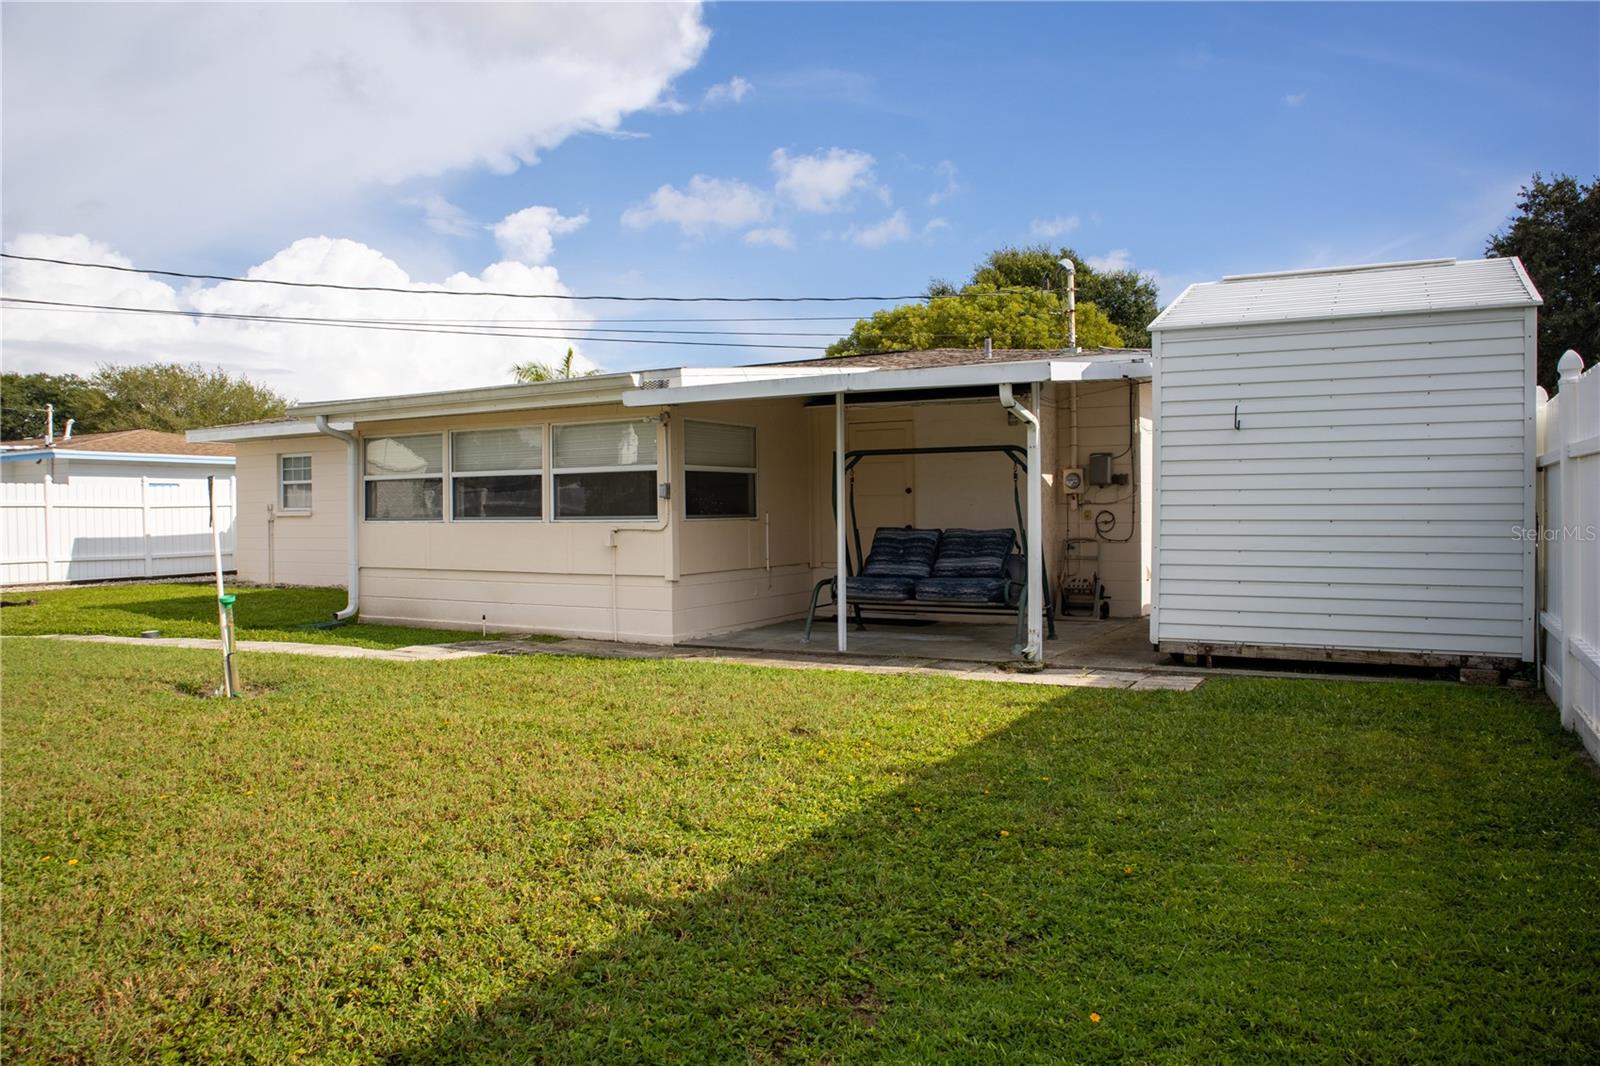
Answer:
[{"left": 1148, "top": 256, "right": 1542, "bottom": 333}]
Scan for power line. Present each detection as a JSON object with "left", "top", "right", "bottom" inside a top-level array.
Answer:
[
  {"left": 0, "top": 252, "right": 929, "bottom": 304},
  {"left": 0, "top": 298, "right": 827, "bottom": 351},
  {"left": 1, "top": 301, "right": 842, "bottom": 337}
]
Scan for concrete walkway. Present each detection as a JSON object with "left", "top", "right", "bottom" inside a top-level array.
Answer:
[{"left": 24, "top": 633, "right": 1206, "bottom": 691}]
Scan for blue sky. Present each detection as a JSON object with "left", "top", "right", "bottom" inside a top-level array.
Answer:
[
  {"left": 2, "top": 2, "right": 1596, "bottom": 397},
  {"left": 407, "top": 2, "right": 1599, "bottom": 301}
]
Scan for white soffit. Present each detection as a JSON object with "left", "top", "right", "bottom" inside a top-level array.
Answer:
[{"left": 622, "top": 357, "right": 1149, "bottom": 407}]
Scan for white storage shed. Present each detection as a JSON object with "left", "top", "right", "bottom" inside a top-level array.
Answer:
[{"left": 1148, "top": 257, "right": 1543, "bottom": 667}]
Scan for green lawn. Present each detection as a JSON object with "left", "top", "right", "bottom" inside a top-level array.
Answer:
[
  {"left": 3, "top": 639, "right": 1598, "bottom": 1063},
  {"left": 0, "top": 582, "right": 527, "bottom": 650}
]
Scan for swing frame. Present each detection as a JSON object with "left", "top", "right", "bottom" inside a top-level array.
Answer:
[{"left": 802, "top": 444, "right": 1057, "bottom": 654}]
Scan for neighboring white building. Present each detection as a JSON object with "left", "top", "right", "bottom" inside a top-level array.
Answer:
[
  {"left": 0, "top": 429, "right": 236, "bottom": 585},
  {"left": 1148, "top": 257, "right": 1543, "bottom": 667}
]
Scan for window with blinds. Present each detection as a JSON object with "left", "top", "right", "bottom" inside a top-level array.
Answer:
[
  {"left": 279, "top": 453, "right": 312, "bottom": 512},
  {"left": 364, "top": 434, "right": 444, "bottom": 521},
  {"left": 685, "top": 420, "right": 756, "bottom": 518},
  {"left": 451, "top": 427, "right": 542, "bottom": 519},
  {"left": 551, "top": 421, "right": 658, "bottom": 519}
]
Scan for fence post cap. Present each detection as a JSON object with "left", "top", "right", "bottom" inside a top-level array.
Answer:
[{"left": 1557, "top": 349, "right": 1584, "bottom": 381}]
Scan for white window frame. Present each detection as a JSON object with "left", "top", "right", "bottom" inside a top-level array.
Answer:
[
  {"left": 362, "top": 432, "right": 446, "bottom": 523},
  {"left": 278, "top": 453, "right": 312, "bottom": 514},
  {"left": 551, "top": 418, "right": 660, "bottom": 523},
  {"left": 449, "top": 426, "right": 546, "bottom": 522},
  {"left": 684, "top": 420, "right": 758, "bottom": 520}
]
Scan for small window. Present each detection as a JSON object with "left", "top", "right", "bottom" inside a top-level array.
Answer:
[
  {"left": 685, "top": 421, "right": 756, "bottom": 518},
  {"left": 279, "top": 454, "right": 312, "bottom": 511},
  {"left": 451, "top": 427, "right": 542, "bottom": 520},
  {"left": 552, "top": 421, "right": 658, "bottom": 520},
  {"left": 364, "top": 434, "right": 444, "bottom": 521}
]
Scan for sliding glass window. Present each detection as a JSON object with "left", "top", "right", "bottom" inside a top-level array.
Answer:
[
  {"left": 364, "top": 434, "right": 444, "bottom": 521},
  {"left": 552, "top": 421, "right": 658, "bottom": 520},
  {"left": 451, "top": 427, "right": 543, "bottom": 519}
]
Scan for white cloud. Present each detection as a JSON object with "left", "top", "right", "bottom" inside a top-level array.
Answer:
[
  {"left": 743, "top": 226, "right": 796, "bottom": 250},
  {"left": 927, "top": 161, "right": 960, "bottom": 206},
  {"left": 1030, "top": 215, "right": 1081, "bottom": 239},
  {"left": 404, "top": 194, "right": 477, "bottom": 238},
  {"left": 1283, "top": 92, "right": 1308, "bottom": 107},
  {"left": 1087, "top": 248, "right": 1135, "bottom": 273},
  {"left": 1, "top": 226, "right": 602, "bottom": 400},
  {"left": 771, "top": 147, "right": 881, "bottom": 213},
  {"left": 848, "top": 211, "right": 911, "bottom": 249},
  {"left": 1, "top": 4, "right": 709, "bottom": 252},
  {"left": 703, "top": 75, "right": 752, "bottom": 106},
  {"left": 491, "top": 206, "right": 588, "bottom": 265},
  {"left": 621, "top": 176, "right": 771, "bottom": 236},
  {"left": 923, "top": 217, "right": 950, "bottom": 235}
]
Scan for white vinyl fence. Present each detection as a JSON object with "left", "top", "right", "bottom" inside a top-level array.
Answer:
[
  {"left": 1536, "top": 351, "right": 1599, "bottom": 761},
  {"left": 1, "top": 463, "right": 235, "bottom": 585}
]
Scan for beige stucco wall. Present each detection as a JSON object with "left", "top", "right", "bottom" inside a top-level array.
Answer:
[
  {"left": 229, "top": 381, "right": 1151, "bottom": 641},
  {"left": 233, "top": 436, "right": 350, "bottom": 587},
  {"left": 235, "top": 399, "right": 817, "bottom": 643},
  {"left": 1047, "top": 379, "right": 1153, "bottom": 617}
]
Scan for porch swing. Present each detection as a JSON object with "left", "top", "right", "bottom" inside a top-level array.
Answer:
[{"left": 802, "top": 444, "right": 1056, "bottom": 654}]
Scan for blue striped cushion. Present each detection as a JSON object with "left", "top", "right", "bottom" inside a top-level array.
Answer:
[
  {"left": 861, "top": 527, "right": 940, "bottom": 579},
  {"left": 846, "top": 575, "right": 916, "bottom": 601},
  {"left": 930, "top": 528, "right": 1016, "bottom": 578},
  {"left": 914, "top": 576, "right": 1014, "bottom": 605}
]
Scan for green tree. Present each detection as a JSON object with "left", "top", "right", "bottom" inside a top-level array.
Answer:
[
  {"left": 1486, "top": 173, "right": 1599, "bottom": 391},
  {"left": 0, "top": 372, "right": 108, "bottom": 439},
  {"left": 512, "top": 347, "right": 599, "bottom": 383},
  {"left": 827, "top": 284, "right": 1121, "bottom": 357},
  {"left": 971, "top": 245, "right": 1161, "bottom": 349},
  {"left": 90, "top": 363, "right": 288, "bottom": 432}
]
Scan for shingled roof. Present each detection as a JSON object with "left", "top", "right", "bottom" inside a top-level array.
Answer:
[
  {"left": 758, "top": 346, "right": 1148, "bottom": 371},
  {"left": 0, "top": 429, "right": 234, "bottom": 457}
]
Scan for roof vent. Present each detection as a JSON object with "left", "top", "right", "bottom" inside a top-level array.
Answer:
[{"left": 639, "top": 378, "right": 672, "bottom": 390}]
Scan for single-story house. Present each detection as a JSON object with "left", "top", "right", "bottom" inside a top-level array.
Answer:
[
  {"left": 189, "top": 347, "right": 1154, "bottom": 661},
  {"left": 1, "top": 429, "right": 236, "bottom": 584},
  {"left": 188, "top": 255, "right": 1543, "bottom": 670}
]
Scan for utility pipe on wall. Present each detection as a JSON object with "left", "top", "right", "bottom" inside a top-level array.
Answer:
[
  {"left": 998, "top": 382, "right": 1044, "bottom": 662},
  {"left": 312, "top": 416, "right": 360, "bottom": 621},
  {"left": 608, "top": 412, "right": 674, "bottom": 642},
  {"left": 835, "top": 391, "right": 848, "bottom": 653}
]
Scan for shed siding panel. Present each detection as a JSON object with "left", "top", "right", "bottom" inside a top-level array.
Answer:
[{"left": 1154, "top": 308, "right": 1532, "bottom": 659}]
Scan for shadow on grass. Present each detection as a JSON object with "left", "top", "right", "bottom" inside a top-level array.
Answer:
[{"left": 389, "top": 686, "right": 1600, "bottom": 1064}]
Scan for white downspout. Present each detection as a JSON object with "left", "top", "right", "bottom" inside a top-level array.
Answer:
[
  {"left": 608, "top": 413, "right": 674, "bottom": 642},
  {"left": 835, "top": 391, "right": 848, "bottom": 653},
  {"left": 999, "top": 383, "right": 1043, "bottom": 662},
  {"left": 312, "top": 416, "right": 360, "bottom": 621}
]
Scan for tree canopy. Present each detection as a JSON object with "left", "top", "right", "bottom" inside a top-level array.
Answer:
[
  {"left": 827, "top": 243, "right": 1158, "bottom": 357},
  {"left": 0, "top": 363, "right": 288, "bottom": 439},
  {"left": 1486, "top": 173, "right": 1599, "bottom": 391},
  {"left": 0, "top": 372, "right": 108, "bottom": 440},
  {"left": 826, "top": 284, "right": 1121, "bottom": 357},
  {"left": 971, "top": 246, "right": 1162, "bottom": 349},
  {"left": 512, "top": 348, "right": 599, "bottom": 383}
]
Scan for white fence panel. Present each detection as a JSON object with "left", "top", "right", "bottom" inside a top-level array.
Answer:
[
  {"left": 0, "top": 464, "right": 234, "bottom": 585},
  {"left": 1537, "top": 351, "right": 1599, "bottom": 761}
]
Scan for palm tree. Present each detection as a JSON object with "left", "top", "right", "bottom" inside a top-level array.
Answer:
[{"left": 512, "top": 348, "right": 599, "bottom": 383}]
